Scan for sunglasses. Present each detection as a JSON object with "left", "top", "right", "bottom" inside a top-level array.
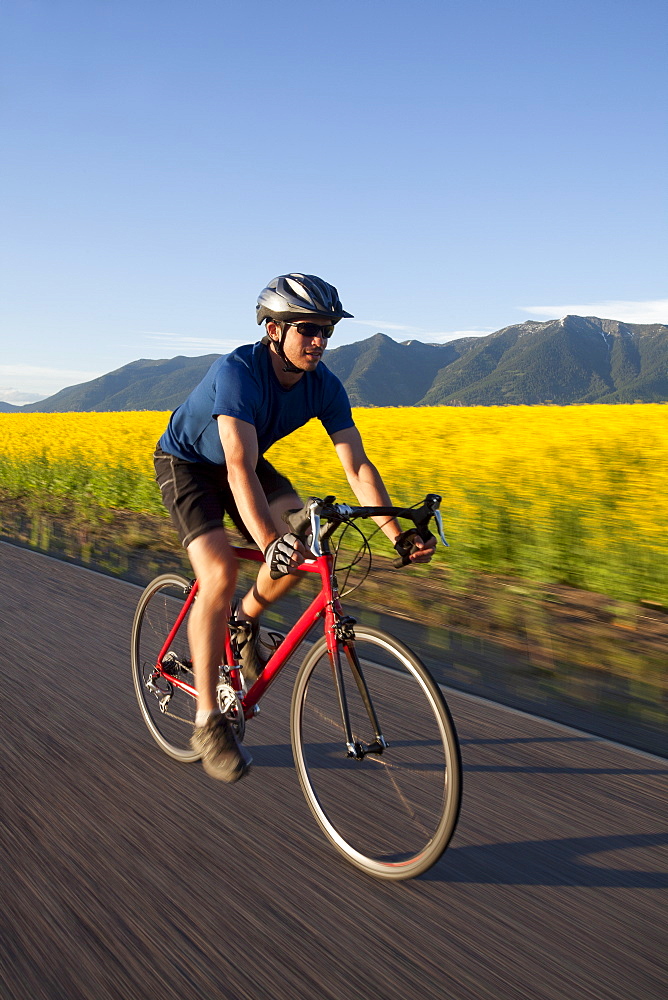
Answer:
[{"left": 288, "top": 321, "right": 336, "bottom": 340}]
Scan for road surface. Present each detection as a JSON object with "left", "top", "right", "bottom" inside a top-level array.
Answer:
[{"left": 1, "top": 542, "right": 666, "bottom": 1000}]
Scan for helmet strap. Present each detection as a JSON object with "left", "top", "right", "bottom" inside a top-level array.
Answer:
[{"left": 267, "top": 321, "right": 302, "bottom": 374}]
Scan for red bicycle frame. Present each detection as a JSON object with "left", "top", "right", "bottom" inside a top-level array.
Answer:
[{"left": 154, "top": 546, "right": 341, "bottom": 720}]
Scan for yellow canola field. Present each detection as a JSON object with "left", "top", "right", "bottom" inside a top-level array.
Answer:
[
  {"left": 1, "top": 405, "right": 667, "bottom": 601},
  {"left": 0, "top": 411, "right": 167, "bottom": 475}
]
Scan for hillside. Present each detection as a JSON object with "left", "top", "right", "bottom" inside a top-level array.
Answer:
[
  {"left": 4, "top": 316, "right": 668, "bottom": 411},
  {"left": 20, "top": 355, "right": 221, "bottom": 413},
  {"left": 323, "top": 333, "right": 474, "bottom": 406},
  {"left": 420, "top": 317, "right": 668, "bottom": 405}
]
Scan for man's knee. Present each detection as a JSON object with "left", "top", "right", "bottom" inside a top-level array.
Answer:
[
  {"left": 187, "top": 528, "right": 237, "bottom": 599},
  {"left": 268, "top": 492, "right": 303, "bottom": 535}
]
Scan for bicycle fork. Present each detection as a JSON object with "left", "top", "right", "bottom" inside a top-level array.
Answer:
[{"left": 328, "top": 627, "right": 389, "bottom": 760}]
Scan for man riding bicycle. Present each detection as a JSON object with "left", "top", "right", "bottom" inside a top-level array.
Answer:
[{"left": 154, "top": 273, "right": 435, "bottom": 782}]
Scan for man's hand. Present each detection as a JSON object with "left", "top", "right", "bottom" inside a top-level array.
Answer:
[
  {"left": 264, "top": 532, "right": 314, "bottom": 579},
  {"left": 393, "top": 529, "right": 437, "bottom": 566}
]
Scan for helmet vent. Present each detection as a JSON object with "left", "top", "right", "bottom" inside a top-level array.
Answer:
[{"left": 286, "top": 276, "right": 311, "bottom": 302}]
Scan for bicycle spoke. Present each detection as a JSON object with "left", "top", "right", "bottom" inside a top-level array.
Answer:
[{"left": 131, "top": 575, "right": 200, "bottom": 761}]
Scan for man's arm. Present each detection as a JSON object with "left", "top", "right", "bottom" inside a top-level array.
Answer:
[
  {"left": 217, "top": 416, "right": 280, "bottom": 552},
  {"left": 331, "top": 426, "right": 435, "bottom": 563}
]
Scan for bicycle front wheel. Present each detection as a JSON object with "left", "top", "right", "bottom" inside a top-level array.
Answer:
[
  {"left": 131, "top": 573, "right": 200, "bottom": 762},
  {"left": 291, "top": 625, "right": 462, "bottom": 880}
]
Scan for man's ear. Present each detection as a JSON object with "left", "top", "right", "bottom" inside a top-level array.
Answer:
[{"left": 265, "top": 320, "right": 279, "bottom": 342}]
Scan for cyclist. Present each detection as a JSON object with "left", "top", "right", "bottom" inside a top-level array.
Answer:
[{"left": 154, "top": 273, "right": 436, "bottom": 782}]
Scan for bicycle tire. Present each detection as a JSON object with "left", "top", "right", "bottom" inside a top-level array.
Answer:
[
  {"left": 290, "top": 624, "right": 462, "bottom": 880},
  {"left": 131, "top": 573, "right": 201, "bottom": 762}
]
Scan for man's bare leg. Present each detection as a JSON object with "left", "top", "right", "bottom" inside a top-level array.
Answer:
[
  {"left": 185, "top": 527, "right": 238, "bottom": 714},
  {"left": 185, "top": 526, "right": 252, "bottom": 783}
]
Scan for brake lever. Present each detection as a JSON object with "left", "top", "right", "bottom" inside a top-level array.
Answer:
[
  {"left": 416, "top": 494, "right": 448, "bottom": 547},
  {"left": 309, "top": 503, "right": 322, "bottom": 557},
  {"left": 434, "top": 509, "right": 449, "bottom": 547}
]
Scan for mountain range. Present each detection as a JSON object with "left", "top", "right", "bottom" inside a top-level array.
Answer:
[{"left": 3, "top": 315, "right": 668, "bottom": 413}]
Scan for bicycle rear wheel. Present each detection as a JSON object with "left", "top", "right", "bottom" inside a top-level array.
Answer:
[
  {"left": 291, "top": 625, "right": 462, "bottom": 880},
  {"left": 131, "top": 574, "right": 200, "bottom": 762}
]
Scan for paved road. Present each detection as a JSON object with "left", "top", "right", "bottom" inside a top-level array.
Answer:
[{"left": 1, "top": 542, "right": 666, "bottom": 1000}]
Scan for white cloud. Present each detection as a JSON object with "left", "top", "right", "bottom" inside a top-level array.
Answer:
[
  {"left": 142, "top": 332, "right": 243, "bottom": 354},
  {"left": 349, "top": 319, "right": 494, "bottom": 344},
  {"left": 0, "top": 387, "right": 46, "bottom": 404},
  {"left": 0, "top": 364, "right": 103, "bottom": 397},
  {"left": 422, "top": 329, "right": 495, "bottom": 343},
  {"left": 520, "top": 299, "right": 668, "bottom": 325},
  {"left": 350, "top": 319, "right": 425, "bottom": 333}
]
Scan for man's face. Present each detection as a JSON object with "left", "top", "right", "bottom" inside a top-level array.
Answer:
[{"left": 274, "top": 319, "right": 335, "bottom": 372}]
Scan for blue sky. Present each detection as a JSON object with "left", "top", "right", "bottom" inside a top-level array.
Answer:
[{"left": 1, "top": 0, "right": 666, "bottom": 402}]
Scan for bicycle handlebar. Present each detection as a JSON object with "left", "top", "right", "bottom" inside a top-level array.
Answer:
[{"left": 282, "top": 493, "right": 448, "bottom": 567}]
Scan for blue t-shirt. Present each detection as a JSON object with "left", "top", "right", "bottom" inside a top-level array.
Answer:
[{"left": 159, "top": 342, "right": 354, "bottom": 465}]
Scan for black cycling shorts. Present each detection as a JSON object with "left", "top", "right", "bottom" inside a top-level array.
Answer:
[{"left": 153, "top": 444, "right": 296, "bottom": 548}]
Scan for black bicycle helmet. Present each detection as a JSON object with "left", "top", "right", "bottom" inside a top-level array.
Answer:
[
  {"left": 257, "top": 273, "right": 353, "bottom": 373},
  {"left": 256, "top": 273, "right": 353, "bottom": 325}
]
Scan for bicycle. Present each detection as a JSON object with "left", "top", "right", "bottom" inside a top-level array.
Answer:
[{"left": 131, "top": 493, "right": 462, "bottom": 880}]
